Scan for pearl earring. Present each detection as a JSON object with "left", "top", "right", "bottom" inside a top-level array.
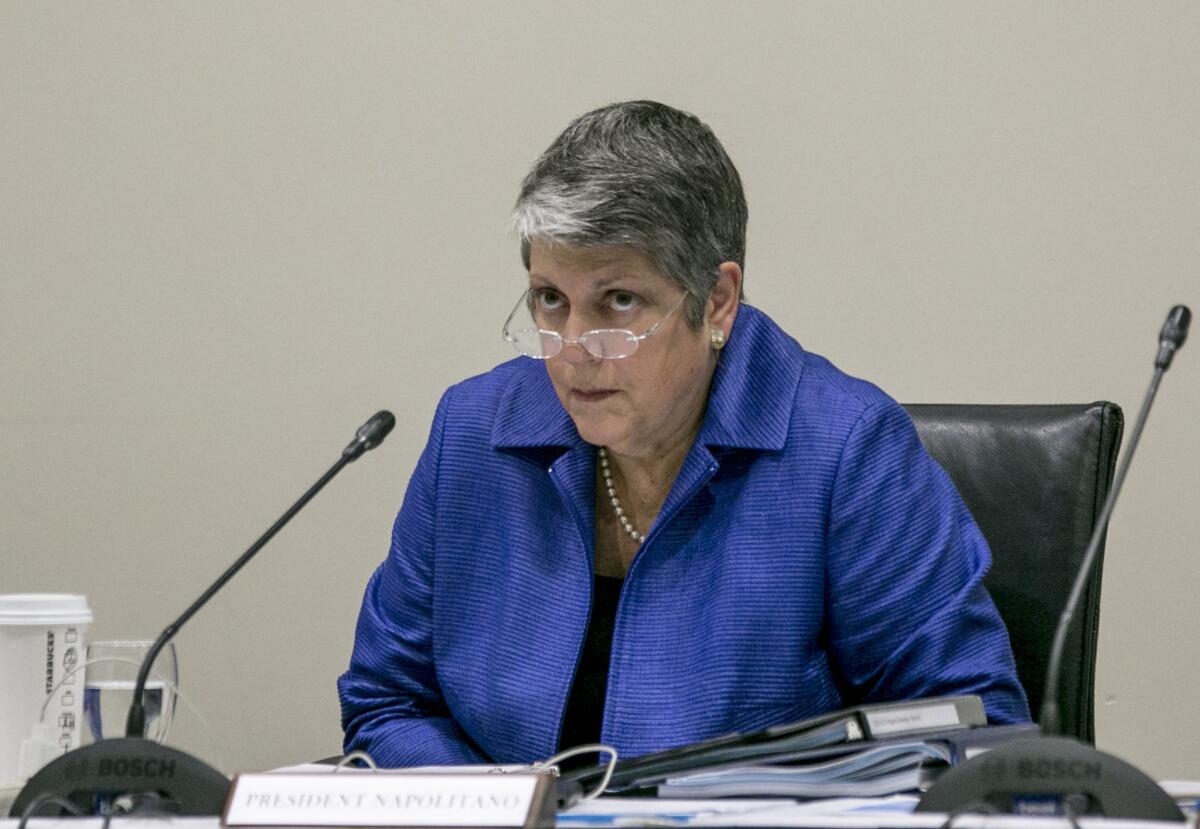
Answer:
[{"left": 710, "top": 329, "right": 727, "bottom": 350}]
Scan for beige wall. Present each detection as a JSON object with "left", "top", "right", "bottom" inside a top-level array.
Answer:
[{"left": 2, "top": 2, "right": 1196, "bottom": 778}]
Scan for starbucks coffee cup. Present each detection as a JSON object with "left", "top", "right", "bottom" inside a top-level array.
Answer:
[{"left": 0, "top": 594, "right": 93, "bottom": 788}]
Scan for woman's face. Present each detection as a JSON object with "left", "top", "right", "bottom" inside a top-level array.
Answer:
[{"left": 527, "top": 242, "right": 731, "bottom": 459}]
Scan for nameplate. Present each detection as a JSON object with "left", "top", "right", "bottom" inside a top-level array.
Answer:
[{"left": 223, "top": 770, "right": 558, "bottom": 828}]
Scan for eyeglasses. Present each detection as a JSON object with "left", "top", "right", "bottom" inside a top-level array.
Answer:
[{"left": 502, "top": 291, "right": 689, "bottom": 360}]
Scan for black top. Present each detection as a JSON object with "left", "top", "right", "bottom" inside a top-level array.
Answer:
[{"left": 558, "top": 574, "right": 623, "bottom": 759}]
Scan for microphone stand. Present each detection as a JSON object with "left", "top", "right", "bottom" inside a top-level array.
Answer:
[
  {"left": 11, "top": 412, "right": 396, "bottom": 818},
  {"left": 918, "top": 307, "right": 1190, "bottom": 820}
]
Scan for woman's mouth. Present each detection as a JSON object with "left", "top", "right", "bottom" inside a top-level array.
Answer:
[{"left": 570, "top": 388, "right": 617, "bottom": 403}]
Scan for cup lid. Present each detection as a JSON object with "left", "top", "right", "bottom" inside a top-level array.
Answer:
[{"left": 0, "top": 594, "right": 93, "bottom": 625}]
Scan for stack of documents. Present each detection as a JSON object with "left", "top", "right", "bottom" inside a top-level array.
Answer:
[
  {"left": 561, "top": 696, "right": 1037, "bottom": 800},
  {"left": 657, "top": 741, "right": 951, "bottom": 798}
]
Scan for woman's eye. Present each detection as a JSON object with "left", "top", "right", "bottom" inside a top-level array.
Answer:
[
  {"left": 609, "top": 291, "right": 638, "bottom": 312},
  {"left": 535, "top": 290, "right": 565, "bottom": 311}
]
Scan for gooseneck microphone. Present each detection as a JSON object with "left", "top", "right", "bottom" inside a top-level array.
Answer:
[
  {"left": 919, "top": 307, "right": 1190, "bottom": 820},
  {"left": 12, "top": 411, "right": 396, "bottom": 818},
  {"left": 124, "top": 410, "right": 396, "bottom": 739},
  {"left": 1039, "top": 306, "right": 1189, "bottom": 738}
]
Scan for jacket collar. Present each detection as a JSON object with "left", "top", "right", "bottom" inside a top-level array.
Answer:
[
  {"left": 490, "top": 304, "right": 804, "bottom": 455},
  {"left": 490, "top": 362, "right": 581, "bottom": 451},
  {"left": 698, "top": 304, "right": 802, "bottom": 453}
]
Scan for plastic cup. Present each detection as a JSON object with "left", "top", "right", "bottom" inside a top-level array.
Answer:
[{"left": 0, "top": 594, "right": 93, "bottom": 788}]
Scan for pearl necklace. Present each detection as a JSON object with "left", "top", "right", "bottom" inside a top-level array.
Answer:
[{"left": 598, "top": 447, "right": 644, "bottom": 544}]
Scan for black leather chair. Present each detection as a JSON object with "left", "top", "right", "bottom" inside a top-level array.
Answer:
[{"left": 903, "top": 402, "right": 1123, "bottom": 743}]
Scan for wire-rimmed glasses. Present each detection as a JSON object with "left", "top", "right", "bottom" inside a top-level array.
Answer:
[{"left": 502, "top": 291, "right": 689, "bottom": 360}]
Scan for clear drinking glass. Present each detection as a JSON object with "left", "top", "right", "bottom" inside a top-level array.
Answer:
[{"left": 82, "top": 641, "right": 178, "bottom": 743}]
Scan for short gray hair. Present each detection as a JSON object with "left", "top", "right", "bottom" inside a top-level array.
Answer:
[{"left": 512, "top": 101, "right": 748, "bottom": 328}]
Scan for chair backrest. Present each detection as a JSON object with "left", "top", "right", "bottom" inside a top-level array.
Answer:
[{"left": 902, "top": 402, "right": 1123, "bottom": 742}]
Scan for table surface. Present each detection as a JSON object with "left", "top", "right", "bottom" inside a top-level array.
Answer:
[
  {"left": 4, "top": 779, "right": 1196, "bottom": 828},
  {"left": 0, "top": 809, "right": 1194, "bottom": 829}
]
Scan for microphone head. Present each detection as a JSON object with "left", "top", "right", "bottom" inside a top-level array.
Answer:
[
  {"left": 343, "top": 410, "right": 396, "bottom": 460},
  {"left": 1155, "top": 304, "right": 1191, "bottom": 369},
  {"left": 1161, "top": 304, "right": 1191, "bottom": 346}
]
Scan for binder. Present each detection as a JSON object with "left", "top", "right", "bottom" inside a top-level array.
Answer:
[{"left": 560, "top": 695, "right": 988, "bottom": 792}]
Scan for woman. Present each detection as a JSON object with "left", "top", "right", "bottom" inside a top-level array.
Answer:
[{"left": 338, "top": 101, "right": 1029, "bottom": 768}]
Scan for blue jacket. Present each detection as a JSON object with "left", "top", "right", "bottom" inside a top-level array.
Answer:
[{"left": 338, "top": 305, "right": 1030, "bottom": 767}]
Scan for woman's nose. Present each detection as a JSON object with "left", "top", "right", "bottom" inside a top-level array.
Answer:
[
  {"left": 555, "top": 315, "right": 598, "bottom": 364},
  {"left": 557, "top": 335, "right": 595, "bottom": 364}
]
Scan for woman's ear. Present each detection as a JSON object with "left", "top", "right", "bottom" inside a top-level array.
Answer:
[{"left": 706, "top": 262, "right": 742, "bottom": 338}]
